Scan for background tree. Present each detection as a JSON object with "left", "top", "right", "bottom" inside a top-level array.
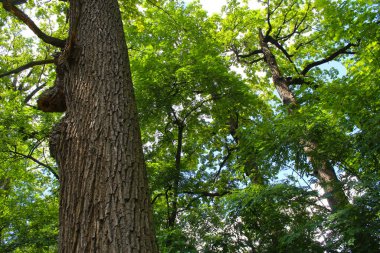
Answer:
[
  {"left": 126, "top": 1, "right": 266, "bottom": 250},
  {"left": 217, "top": 0, "right": 379, "bottom": 251}
]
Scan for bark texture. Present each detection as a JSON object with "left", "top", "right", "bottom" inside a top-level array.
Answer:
[
  {"left": 52, "top": 0, "right": 158, "bottom": 252},
  {"left": 258, "top": 29, "right": 348, "bottom": 211}
]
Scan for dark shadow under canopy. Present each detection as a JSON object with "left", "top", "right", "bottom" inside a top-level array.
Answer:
[{"left": 0, "top": 0, "right": 27, "bottom": 5}]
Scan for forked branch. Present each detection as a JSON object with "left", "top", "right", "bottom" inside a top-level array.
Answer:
[
  {"left": 2, "top": 1, "right": 65, "bottom": 48},
  {"left": 266, "top": 35, "right": 294, "bottom": 63}
]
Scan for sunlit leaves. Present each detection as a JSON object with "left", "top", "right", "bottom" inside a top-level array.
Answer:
[{"left": 0, "top": 0, "right": 379, "bottom": 251}]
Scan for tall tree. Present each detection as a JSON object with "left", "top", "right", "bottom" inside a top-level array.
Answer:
[
  {"left": 219, "top": 0, "right": 379, "bottom": 250},
  {"left": 1, "top": 0, "right": 157, "bottom": 251},
  {"left": 1, "top": 0, "right": 379, "bottom": 251},
  {"left": 126, "top": 1, "right": 265, "bottom": 250},
  {"left": 219, "top": 0, "right": 357, "bottom": 211}
]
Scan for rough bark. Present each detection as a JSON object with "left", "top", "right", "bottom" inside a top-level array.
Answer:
[
  {"left": 303, "top": 142, "right": 348, "bottom": 210},
  {"left": 50, "top": 0, "right": 158, "bottom": 252},
  {"left": 258, "top": 29, "right": 348, "bottom": 211},
  {"left": 259, "top": 29, "right": 297, "bottom": 109},
  {"left": 37, "top": 63, "right": 66, "bottom": 112}
]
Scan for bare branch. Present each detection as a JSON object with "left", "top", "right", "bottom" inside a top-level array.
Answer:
[
  {"left": 277, "top": 2, "right": 311, "bottom": 42},
  {"left": 0, "top": 59, "right": 55, "bottom": 78},
  {"left": 183, "top": 97, "right": 213, "bottom": 121},
  {"left": 265, "top": 0, "right": 284, "bottom": 37},
  {"left": 151, "top": 192, "right": 165, "bottom": 204},
  {"left": 266, "top": 35, "right": 294, "bottom": 63},
  {"left": 247, "top": 57, "right": 265, "bottom": 64},
  {"left": 301, "top": 42, "right": 358, "bottom": 76},
  {"left": 274, "top": 0, "right": 297, "bottom": 39},
  {"left": 230, "top": 45, "right": 263, "bottom": 64},
  {"left": 9, "top": 150, "right": 59, "bottom": 180},
  {"left": 2, "top": 1, "right": 65, "bottom": 48},
  {"left": 24, "top": 82, "right": 47, "bottom": 104},
  {"left": 265, "top": 0, "right": 272, "bottom": 36},
  {"left": 181, "top": 190, "right": 230, "bottom": 197},
  {"left": 23, "top": 60, "right": 49, "bottom": 103},
  {"left": 295, "top": 37, "right": 318, "bottom": 50},
  {"left": 212, "top": 144, "right": 235, "bottom": 183},
  {"left": 266, "top": 35, "right": 300, "bottom": 74}
]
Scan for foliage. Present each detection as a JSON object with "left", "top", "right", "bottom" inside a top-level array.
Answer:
[
  {"left": 226, "top": 184, "right": 325, "bottom": 252},
  {"left": 0, "top": 0, "right": 379, "bottom": 252}
]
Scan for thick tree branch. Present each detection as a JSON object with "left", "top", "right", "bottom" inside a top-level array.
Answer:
[
  {"left": 0, "top": 0, "right": 27, "bottom": 5},
  {"left": 2, "top": 1, "right": 65, "bottom": 48},
  {"left": 0, "top": 59, "right": 55, "bottom": 78},
  {"left": 300, "top": 42, "right": 358, "bottom": 76},
  {"left": 265, "top": 0, "right": 272, "bottom": 36}
]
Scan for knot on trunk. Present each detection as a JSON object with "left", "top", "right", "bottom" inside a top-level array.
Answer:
[{"left": 37, "top": 65, "right": 66, "bottom": 112}]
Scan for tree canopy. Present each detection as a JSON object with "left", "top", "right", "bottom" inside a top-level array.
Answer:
[{"left": 0, "top": 0, "right": 379, "bottom": 252}]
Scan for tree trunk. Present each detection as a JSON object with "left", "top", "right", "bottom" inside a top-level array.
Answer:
[
  {"left": 168, "top": 122, "right": 184, "bottom": 228},
  {"left": 229, "top": 113, "right": 264, "bottom": 184},
  {"left": 258, "top": 29, "right": 348, "bottom": 211},
  {"left": 258, "top": 30, "right": 297, "bottom": 109},
  {"left": 303, "top": 141, "right": 349, "bottom": 210},
  {"left": 51, "top": 0, "right": 158, "bottom": 251}
]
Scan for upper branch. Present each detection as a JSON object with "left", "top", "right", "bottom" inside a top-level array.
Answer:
[
  {"left": 266, "top": 35, "right": 294, "bottom": 63},
  {"left": 237, "top": 49, "right": 263, "bottom": 59},
  {"left": 2, "top": 1, "right": 65, "bottom": 48},
  {"left": 276, "top": 2, "right": 311, "bottom": 42},
  {"left": 181, "top": 190, "right": 230, "bottom": 197},
  {"left": 273, "top": 1, "right": 297, "bottom": 39},
  {"left": 301, "top": 42, "right": 358, "bottom": 76},
  {"left": 265, "top": 0, "right": 272, "bottom": 36},
  {"left": 230, "top": 45, "right": 263, "bottom": 64},
  {"left": 0, "top": 59, "right": 55, "bottom": 78},
  {"left": 146, "top": 0, "right": 182, "bottom": 31},
  {"left": 183, "top": 97, "right": 213, "bottom": 120},
  {"left": 265, "top": 0, "right": 284, "bottom": 37}
]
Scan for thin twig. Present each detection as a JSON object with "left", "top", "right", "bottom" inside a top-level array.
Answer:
[{"left": 8, "top": 149, "right": 59, "bottom": 179}]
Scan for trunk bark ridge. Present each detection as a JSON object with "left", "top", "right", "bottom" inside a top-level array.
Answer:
[{"left": 52, "top": 0, "right": 158, "bottom": 252}]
